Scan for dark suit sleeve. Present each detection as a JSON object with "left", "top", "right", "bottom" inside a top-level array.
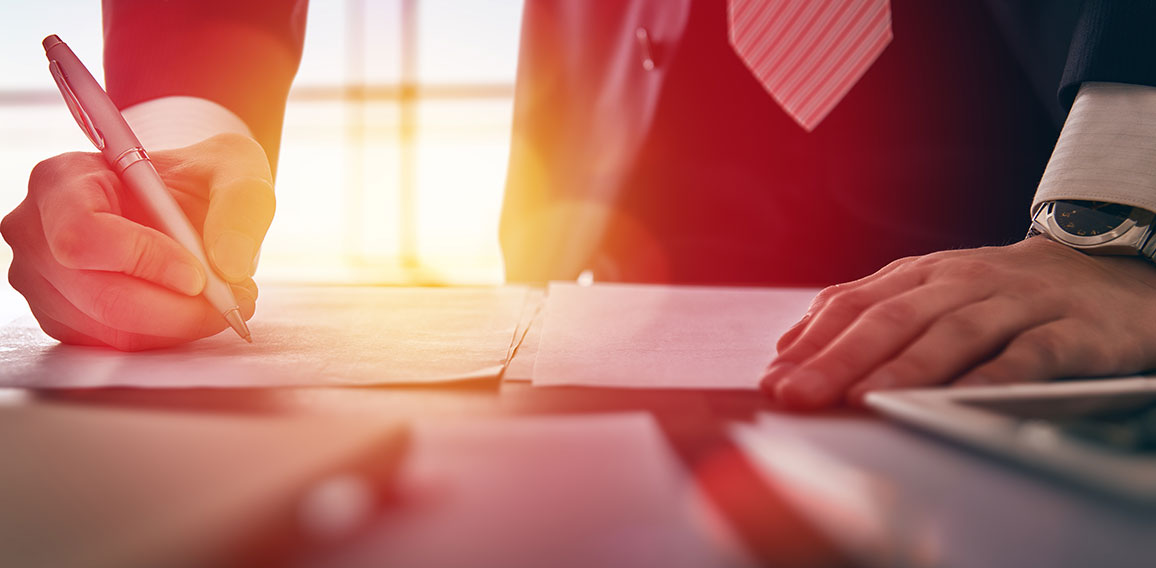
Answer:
[
  {"left": 102, "top": 0, "right": 307, "bottom": 171},
  {"left": 1059, "top": 0, "right": 1156, "bottom": 110}
]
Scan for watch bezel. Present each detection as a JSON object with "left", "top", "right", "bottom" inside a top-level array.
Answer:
[{"left": 1038, "top": 201, "right": 1152, "bottom": 248}]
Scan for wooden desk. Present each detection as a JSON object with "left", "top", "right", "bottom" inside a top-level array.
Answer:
[{"left": 27, "top": 381, "right": 1156, "bottom": 568}]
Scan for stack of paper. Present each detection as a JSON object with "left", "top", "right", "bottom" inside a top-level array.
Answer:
[
  {"left": 0, "top": 282, "right": 818, "bottom": 390},
  {"left": 0, "top": 286, "right": 529, "bottom": 388}
]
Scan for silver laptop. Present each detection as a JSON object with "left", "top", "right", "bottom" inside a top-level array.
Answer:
[{"left": 865, "top": 377, "right": 1156, "bottom": 504}]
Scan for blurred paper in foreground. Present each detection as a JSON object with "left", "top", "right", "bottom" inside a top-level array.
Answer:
[
  {"left": 0, "top": 401, "right": 405, "bottom": 568},
  {"left": 0, "top": 286, "right": 529, "bottom": 388}
]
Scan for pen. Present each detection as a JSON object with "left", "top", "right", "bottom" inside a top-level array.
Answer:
[{"left": 42, "top": 34, "right": 252, "bottom": 343}]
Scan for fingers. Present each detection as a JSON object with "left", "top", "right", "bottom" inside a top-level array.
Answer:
[
  {"left": 764, "top": 267, "right": 927, "bottom": 383},
  {"left": 16, "top": 260, "right": 257, "bottom": 350},
  {"left": 155, "top": 134, "right": 275, "bottom": 283},
  {"left": 774, "top": 257, "right": 910, "bottom": 354},
  {"left": 29, "top": 154, "right": 207, "bottom": 295},
  {"left": 766, "top": 281, "right": 991, "bottom": 409},
  {"left": 844, "top": 296, "right": 1060, "bottom": 404},
  {"left": 8, "top": 148, "right": 266, "bottom": 351},
  {"left": 14, "top": 265, "right": 194, "bottom": 350},
  {"left": 10, "top": 210, "right": 257, "bottom": 346},
  {"left": 29, "top": 306, "right": 105, "bottom": 347},
  {"left": 43, "top": 212, "right": 207, "bottom": 295},
  {"left": 774, "top": 312, "right": 812, "bottom": 354}
]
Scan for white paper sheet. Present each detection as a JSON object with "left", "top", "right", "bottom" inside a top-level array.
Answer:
[
  {"left": 0, "top": 285, "right": 528, "bottom": 388},
  {"left": 531, "top": 282, "right": 819, "bottom": 389}
]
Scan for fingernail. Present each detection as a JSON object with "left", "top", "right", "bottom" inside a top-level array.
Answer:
[
  {"left": 235, "top": 285, "right": 257, "bottom": 304},
  {"left": 210, "top": 231, "right": 258, "bottom": 282},
  {"left": 163, "top": 262, "right": 206, "bottom": 295},
  {"left": 759, "top": 362, "right": 796, "bottom": 397},
  {"left": 775, "top": 368, "right": 829, "bottom": 408}
]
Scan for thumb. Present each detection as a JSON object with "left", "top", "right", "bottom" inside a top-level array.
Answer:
[
  {"left": 158, "top": 134, "right": 276, "bottom": 283},
  {"left": 204, "top": 175, "right": 275, "bottom": 282}
]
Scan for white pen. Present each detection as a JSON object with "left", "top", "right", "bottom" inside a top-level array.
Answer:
[{"left": 43, "top": 34, "right": 252, "bottom": 342}]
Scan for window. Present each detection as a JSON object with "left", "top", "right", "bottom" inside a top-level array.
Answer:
[{"left": 0, "top": 0, "right": 524, "bottom": 285}]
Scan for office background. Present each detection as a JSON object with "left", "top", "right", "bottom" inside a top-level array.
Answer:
[{"left": 0, "top": 0, "right": 524, "bottom": 285}]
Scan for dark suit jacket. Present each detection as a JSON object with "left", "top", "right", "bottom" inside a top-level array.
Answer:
[{"left": 102, "top": 0, "right": 1156, "bottom": 285}]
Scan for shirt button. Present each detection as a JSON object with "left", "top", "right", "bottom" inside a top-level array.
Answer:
[{"left": 635, "top": 27, "right": 656, "bottom": 71}]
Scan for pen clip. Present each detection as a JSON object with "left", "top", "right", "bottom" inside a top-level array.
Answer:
[{"left": 49, "top": 60, "right": 105, "bottom": 151}]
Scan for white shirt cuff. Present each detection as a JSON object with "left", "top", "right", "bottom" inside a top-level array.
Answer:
[
  {"left": 120, "top": 96, "right": 254, "bottom": 150},
  {"left": 1033, "top": 82, "right": 1156, "bottom": 215}
]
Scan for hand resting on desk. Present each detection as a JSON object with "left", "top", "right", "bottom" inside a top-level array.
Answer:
[
  {"left": 761, "top": 236, "right": 1156, "bottom": 409},
  {"left": 1, "top": 133, "right": 272, "bottom": 350}
]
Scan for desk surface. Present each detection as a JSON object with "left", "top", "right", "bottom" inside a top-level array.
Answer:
[
  {"left": 3, "top": 282, "right": 1155, "bottom": 567},
  {"left": 17, "top": 381, "right": 1156, "bottom": 568}
]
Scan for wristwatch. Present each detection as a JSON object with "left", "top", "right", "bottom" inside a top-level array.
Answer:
[{"left": 1029, "top": 200, "right": 1156, "bottom": 260}]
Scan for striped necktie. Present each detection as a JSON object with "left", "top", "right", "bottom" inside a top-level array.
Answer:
[{"left": 728, "top": 0, "right": 893, "bottom": 131}]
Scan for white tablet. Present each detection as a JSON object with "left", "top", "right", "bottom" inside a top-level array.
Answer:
[{"left": 865, "top": 377, "right": 1156, "bottom": 504}]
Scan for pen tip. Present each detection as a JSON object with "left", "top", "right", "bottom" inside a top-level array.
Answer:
[{"left": 222, "top": 308, "right": 253, "bottom": 344}]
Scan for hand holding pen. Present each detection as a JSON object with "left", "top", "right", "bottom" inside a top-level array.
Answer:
[{"left": 0, "top": 36, "right": 274, "bottom": 349}]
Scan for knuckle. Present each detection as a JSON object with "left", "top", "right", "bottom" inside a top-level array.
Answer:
[
  {"left": 1009, "top": 273, "right": 1055, "bottom": 299},
  {"left": 812, "top": 284, "right": 845, "bottom": 307},
  {"left": 899, "top": 253, "right": 932, "bottom": 268},
  {"left": 48, "top": 224, "right": 96, "bottom": 269},
  {"left": 206, "top": 134, "right": 272, "bottom": 177},
  {"left": 910, "top": 249, "right": 954, "bottom": 269},
  {"left": 0, "top": 208, "right": 23, "bottom": 246},
  {"left": 29, "top": 152, "right": 99, "bottom": 190},
  {"left": 878, "top": 256, "right": 912, "bottom": 273},
  {"left": 28, "top": 156, "right": 63, "bottom": 189},
  {"left": 8, "top": 261, "right": 31, "bottom": 295},
  {"left": 863, "top": 298, "right": 918, "bottom": 328},
  {"left": 937, "top": 311, "right": 986, "bottom": 340},
  {"left": 943, "top": 259, "right": 996, "bottom": 281},
  {"left": 825, "top": 289, "right": 869, "bottom": 316}
]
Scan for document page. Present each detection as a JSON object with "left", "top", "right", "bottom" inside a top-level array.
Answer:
[
  {"left": 532, "top": 282, "right": 819, "bottom": 389},
  {"left": 0, "top": 285, "right": 529, "bottom": 388}
]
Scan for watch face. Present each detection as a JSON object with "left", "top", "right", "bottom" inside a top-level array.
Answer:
[{"left": 1053, "top": 200, "right": 1135, "bottom": 237}]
